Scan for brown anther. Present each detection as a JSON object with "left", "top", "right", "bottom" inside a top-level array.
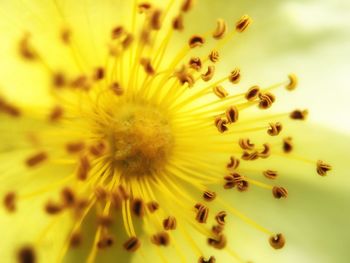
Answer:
[
  {"left": 49, "top": 106, "right": 63, "bottom": 122},
  {"left": 19, "top": 34, "right": 37, "bottom": 60},
  {"left": 151, "top": 231, "right": 170, "bottom": 246},
  {"left": 208, "top": 234, "right": 227, "bottom": 249},
  {"left": 226, "top": 106, "right": 239, "bottom": 123},
  {"left": 131, "top": 198, "right": 145, "bottom": 217},
  {"left": 227, "top": 156, "right": 240, "bottom": 170},
  {"left": 93, "top": 67, "right": 105, "bottom": 81},
  {"left": 263, "top": 170, "right": 278, "bottom": 179},
  {"left": 195, "top": 203, "right": 209, "bottom": 223},
  {"left": 95, "top": 186, "right": 108, "bottom": 201},
  {"left": 25, "top": 152, "right": 48, "bottom": 167},
  {"left": 117, "top": 185, "right": 130, "bottom": 200},
  {"left": 201, "top": 65, "right": 215, "bottom": 81},
  {"left": 163, "top": 216, "right": 177, "bottom": 230},
  {"left": 237, "top": 179, "right": 249, "bottom": 192},
  {"left": 4, "top": 192, "right": 16, "bottom": 212},
  {"left": 224, "top": 173, "right": 242, "bottom": 189},
  {"left": 269, "top": 233, "right": 285, "bottom": 249},
  {"left": 236, "top": 15, "right": 252, "bottom": 33},
  {"left": 60, "top": 28, "right": 71, "bottom": 44},
  {"left": 283, "top": 137, "right": 293, "bottom": 153},
  {"left": 290, "top": 109, "right": 308, "bottom": 120},
  {"left": 61, "top": 187, "right": 75, "bottom": 207},
  {"left": 214, "top": 117, "right": 228, "bottom": 133},
  {"left": 175, "top": 66, "right": 195, "bottom": 87},
  {"left": 215, "top": 211, "right": 227, "bottom": 225},
  {"left": 97, "top": 235, "right": 114, "bottom": 249},
  {"left": 245, "top": 85, "right": 260, "bottom": 101},
  {"left": 110, "top": 191, "right": 122, "bottom": 209},
  {"left": 286, "top": 74, "right": 297, "bottom": 91},
  {"left": 89, "top": 141, "right": 106, "bottom": 157},
  {"left": 189, "top": 35, "right": 205, "bottom": 48},
  {"left": 203, "top": 190, "right": 216, "bottom": 202},
  {"left": 213, "top": 19, "right": 227, "bottom": 39},
  {"left": 259, "top": 92, "right": 275, "bottom": 109},
  {"left": 272, "top": 186, "right": 288, "bottom": 199},
  {"left": 77, "top": 156, "right": 90, "bottom": 180},
  {"left": 150, "top": 9, "right": 162, "bottom": 30},
  {"left": 241, "top": 151, "right": 259, "bottom": 161},
  {"left": 140, "top": 58, "right": 155, "bottom": 75},
  {"left": 212, "top": 85, "right": 228, "bottom": 99},
  {"left": 209, "top": 50, "right": 219, "bottom": 63},
  {"left": 110, "top": 82, "right": 124, "bottom": 96},
  {"left": 189, "top": 57, "right": 202, "bottom": 71},
  {"left": 98, "top": 215, "right": 114, "bottom": 227},
  {"left": 111, "top": 26, "right": 124, "bottom": 39},
  {"left": 147, "top": 201, "right": 159, "bottom": 213},
  {"left": 66, "top": 142, "right": 85, "bottom": 153},
  {"left": 212, "top": 224, "right": 224, "bottom": 235},
  {"left": 70, "top": 75, "right": 89, "bottom": 90},
  {"left": 198, "top": 256, "right": 216, "bottom": 263},
  {"left": 239, "top": 138, "right": 255, "bottom": 150},
  {"left": 138, "top": 3, "right": 152, "bottom": 13},
  {"left": 229, "top": 68, "right": 241, "bottom": 84},
  {"left": 0, "top": 97, "right": 21, "bottom": 117},
  {"left": 123, "top": 236, "right": 141, "bottom": 252},
  {"left": 122, "top": 33, "right": 134, "bottom": 49},
  {"left": 267, "top": 122, "right": 283, "bottom": 136},
  {"left": 172, "top": 14, "right": 184, "bottom": 30},
  {"left": 316, "top": 160, "right": 332, "bottom": 176},
  {"left": 45, "top": 200, "right": 63, "bottom": 215},
  {"left": 52, "top": 72, "right": 66, "bottom": 88},
  {"left": 259, "top": 143, "right": 271, "bottom": 158},
  {"left": 18, "top": 246, "right": 36, "bottom": 263},
  {"left": 74, "top": 199, "right": 89, "bottom": 217},
  {"left": 70, "top": 232, "right": 82, "bottom": 248},
  {"left": 181, "top": 0, "right": 194, "bottom": 12}
]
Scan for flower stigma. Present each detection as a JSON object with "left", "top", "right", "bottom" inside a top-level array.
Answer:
[{"left": 0, "top": 0, "right": 333, "bottom": 262}]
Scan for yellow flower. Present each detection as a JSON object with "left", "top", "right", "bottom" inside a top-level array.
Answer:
[{"left": 0, "top": 0, "right": 346, "bottom": 263}]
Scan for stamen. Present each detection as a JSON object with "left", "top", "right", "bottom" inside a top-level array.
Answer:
[
  {"left": 283, "top": 137, "right": 293, "bottom": 153},
  {"left": 181, "top": 0, "right": 194, "bottom": 12},
  {"left": 151, "top": 231, "right": 170, "bottom": 246},
  {"left": 207, "top": 234, "right": 227, "bottom": 249},
  {"left": 19, "top": 33, "right": 37, "bottom": 60},
  {"left": 163, "top": 216, "right": 177, "bottom": 230},
  {"left": 201, "top": 66, "right": 215, "bottom": 81},
  {"left": 258, "top": 92, "right": 275, "bottom": 109},
  {"left": 215, "top": 211, "right": 227, "bottom": 226},
  {"left": 93, "top": 67, "right": 105, "bottom": 81},
  {"left": 65, "top": 142, "right": 85, "bottom": 154},
  {"left": 189, "top": 35, "right": 205, "bottom": 48},
  {"left": 189, "top": 57, "right": 202, "bottom": 71},
  {"left": 150, "top": 9, "right": 162, "bottom": 30},
  {"left": 290, "top": 109, "right": 308, "bottom": 120},
  {"left": 225, "top": 106, "right": 239, "bottom": 123},
  {"left": 263, "top": 170, "right": 278, "bottom": 180},
  {"left": 25, "top": 152, "right": 48, "bottom": 167},
  {"left": 77, "top": 156, "right": 90, "bottom": 180},
  {"left": 267, "top": 122, "right": 283, "bottom": 136},
  {"left": 228, "top": 68, "right": 241, "bottom": 84},
  {"left": 198, "top": 256, "right": 216, "bottom": 263},
  {"left": 203, "top": 190, "right": 216, "bottom": 202},
  {"left": 245, "top": 86, "right": 260, "bottom": 101},
  {"left": 269, "top": 233, "right": 285, "bottom": 249},
  {"left": 123, "top": 236, "right": 141, "bottom": 252},
  {"left": 213, "top": 85, "right": 228, "bottom": 99},
  {"left": 45, "top": 200, "right": 63, "bottom": 215},
  {"left": 17, "top": 246, "right": 36, "bottom": 263},
  {"left": 195, "top": 203, "right": 209, "bottom": 223},
  {"left": 140, "top": 58, "right": 155, "bottom": 75},
  {"left": 272, "top": 186, "right": 288, "bottom": 199},
  {"left": 235, "top": 15, "right": 253, "bottom": 33},
  {"left": 286, "top": 74, "right": 298, "bottom": 91},
  {"left": 208, "top": 50, "right": 219, "bottom": 63},
  {"left": 97, "top": 235, "right": 114, "bottom": 249},
  {"left": 259, "top": 143, "right": 271, "bottom": 158},
  {"left": 69, "top": 232, "right": 82, "bottom": 248},
  {"left": 214, "top": 117, "right": 228, "bottom": 133},
  {"left": 60, "top": 28, "right": 71, "bottom": 45},
  {"left": 212, "top": 19, "right": 227, "bottom": 39},
  {"left": 3, "top": 191, "right": 16, "bottom": 212},
  {"left": 316, "top": 160, "right": 332, "bottom": 176},
  {"left": 131, "top": 198, "right": 145, "bottom": 217},
  {"left": 173, "top": 14, "right": 184, "bottom": 30},
  {"left": 61, "top": 187, "right": 76, "bottom": 207},
  {"left": 226, "top": 156, "right": 240, "bottom": 170},
  {"left": 239, "top": 138, "right": 255, "bottom": 150},
  {"left": 147, "top": 201, "right": 159, "bottom": 213},
  {"left": 111, "top": 26, "right": 124, "bottom": 39},
  {"left": 49, "top": 106, "right": 63, "bottom": 122},
  {"left": 110, "top": 82, "right": 124, "bottom": 96}
]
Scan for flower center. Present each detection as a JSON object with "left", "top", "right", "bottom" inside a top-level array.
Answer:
[{"left": 108, "top": 102, "right": 173, "bottom": 177}]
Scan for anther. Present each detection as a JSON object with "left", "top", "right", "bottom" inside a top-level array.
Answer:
[
  {"left": 98, "top": 215, "right": 114, "bottom": 227},
  {"left": 151, "top": 231, "right": 170, "bottom": 246},
  {"left": 239, "top": 138, "right": 255, "bottom": 150},
  {"left": 272, "top": 186, "right": 288, "bottom": 199},
  {"left": 203, "top": 190, "right": 216, "bottom": 202},
  {"left": 65, "top": 142, "right": 85, "bottom": 154},
  {"left": 140, "top": 58, "right": 155, "bottom": 75},
  {"left": 110, "top": 82, "right": 124, "bottom": 96},
  {"left": 215, "top": 211, "right": 227, "bottom": 226},
  {"left": 267, "top": 122, "right": 283, "bottom": 136},
  {"left": 237, "top": 179, "right": 249, "bottom": 192},
  {"left": 235, "top": 15, "right": 253, "bottom": 33},
  {"left": 290, "top": 109, "right": 308, "bottom": 120},
  {"left": 147, "top": 201, "right": 159, "bottom": 213},
  {"left": 213, "top": 19, "right": 227, "bottom": 39},
  {"left": 4, "top": 192, "right": 16, "bottom": 212},
  {"left": 97, "top": 235, "right": 114, "bottom": 249},
  {"left": 212, "top": 224, "right": 224, "bottom": 235},
  {"left": 198, "top": 256, "right": 216, "bottom": 263},
  {"left": 70, "top": 75, "right": 89, "bottom": 90},
  {"left": 286, "top": 74, "right": 298, "bottom": 91},
  {"left": 176, "top": 66, "right": 195, "bottom": 87},
  {"left": 138, "top": 3, "right": 152, "bottom": 13},
  {"left": 49, "top": 106, "right": 63, "bottom": 122},
  {"left": 269, "top": 233, "right": 285, "bottom": 249},
  {"left": 209, "top": 50, "right": 220, "bottom": 63},
  {"left": 245, "top": 85, "right": 260, "bottom": 101},
  {"left": 259, "top": 143, "right": 271, "bottom": 158},
  {"left": 122, "top": 33, "right": 134, "bottom": 49},
  {"left": 131, "top": 198, "right": 145, "bottom": 217},
  {"left": 111, "top": 26, "right": 124, "bottom": 39},
  {"left": 60, "top": 28, "right": 71, "bottom": 44},
  {"left": 19, "top": 34, "right": 37, "bottom": 60},
  {"left": 173, "top": 14, "right": 184, "bottom": 31},
  {"left": 226, "top": 106, "right": 239, "bottom": 123},
  {"left": 259, "top": 92, "right": 275, "bottom": 109},
  {"left": 52, "top": 72, "right": 66, "bottom": 88},
  {"left": 229, "top": 68, "right": 241, "bottom": 84},
  {"left": 18, "top": 246, "right": 36, "bottom": 263},
  {"left": 181, "top": 0, "right": 194, "bottom": 12},
  {"left": 189, "top": 57, "right": 202, "bottom": 71},
  {"left": 195, "top": 203, "right": 209, "bottom": 223},
  {"left": 94, "top": 186, "right": 108, "bottom": 201},
  {"left": 123, "top": 236, "right": 141, "bottom": 252},
  {"left": 93, "top": 67, "right": 105, "bottom": 81},
  {"left": 163, "top": 216, "right": 177, "bottom": 230},
  {"left": 213, "top": 85, "right": 228, "bottom": 99},
  {"left": 77, "top": 156, "right": 90, "bottom": 180},
  {"left": 207, "top": 234, "right": 227, "bottom": 249},
  {"left": 226, "top": 156, "right": 240, "bottom": 170},
  {"left": 201, "top": 65, "right": 215, "bottom": 81},
  {"left": 150, "top": 9, "right": 162, "bottom": 30},
  {"left": 89, "top": 141, "right": 106, "bottom": 157},
  {"left": 283, "top": 137, "right": 293, "bottom": 153},
  {"left": 0, "top": 98, "right": 21, "bottom": 117},
  {"left": 70, "top": 232, "right": 82, "bottom": 248},
  {"left": 117, "top": 185, "right": 130, "bottom": 200},
  {"left": 45, "top": 200, "right": 63, "bottom": 215},
  {"left": 316, "top": 160, "right": 332, "bottom": 176},
  {"left": 61, "top": 187, "right": 76, "bottom": 207},
  {"left": 189, "top": 35, "right": 205, "bottom": 48},
  {"left": 241, "top": 151, "right": 259, "bottom": 161},
  {"left": 263, "top": 170, "right": 278, "bottom": 179},
  {"left": 25, "top": 152, "right": 48, "bottom": 167},
  {"left": 214, "top": 117, "right": 228, "bottom": 133}
]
